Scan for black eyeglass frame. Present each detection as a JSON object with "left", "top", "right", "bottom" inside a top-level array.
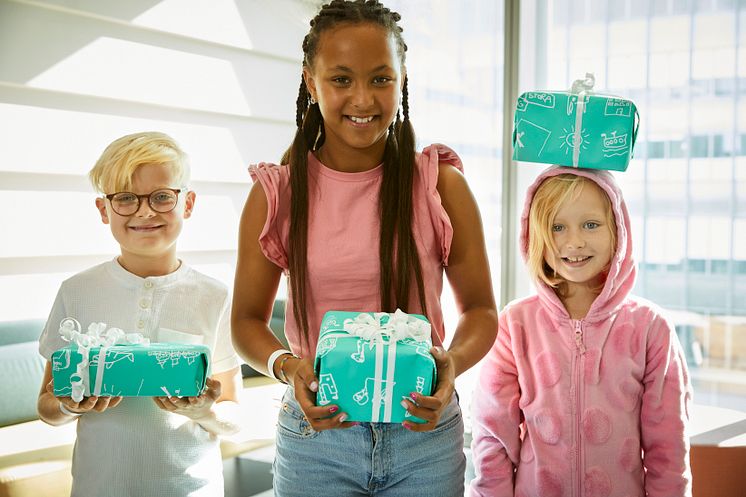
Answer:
[{"left": 104, "top": 188, "right": 183, "bottom": 216}]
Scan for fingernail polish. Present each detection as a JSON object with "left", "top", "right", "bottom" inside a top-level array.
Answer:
[
  {"left": 410, "top": 392, "right": 418, "bottom": 401},
  {"left": 329, "top": 406, "right": 338, "bottom": 413},
  {"left": 400, "top": 400, "right": 409, "bottom": 409},
  {"left": 339, "top": 414, "right": 348, "bottom": 422},
  {"left": 402, "top": 422, "right": 412, "bottom": 430},
  {"left": 310, "top": 381, "right": 319, "bottom": 392}
]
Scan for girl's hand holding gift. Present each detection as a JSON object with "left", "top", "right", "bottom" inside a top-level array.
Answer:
[
  {"left": 400, "top": 346, "right": 455, "bottom": 432},
  {"left": 285, "top": 356, "right": 357, "bottom": 432},
  {"left": 47, "top": 378, "right": 123, "bottom": 415}
]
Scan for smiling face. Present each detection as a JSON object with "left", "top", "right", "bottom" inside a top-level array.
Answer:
[
  {"left": 303, "top": 22, "right": 403, "bottom": 167},
  {"left": 543, "top": 180, "right": 615, "bottom": 290},
  {"left": 95, "top": 163, "right": 195, "bottom": 274}
]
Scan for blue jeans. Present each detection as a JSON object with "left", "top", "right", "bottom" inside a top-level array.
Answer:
[{"left": 273, "top": 388, "right": 466, "bottom": 497}]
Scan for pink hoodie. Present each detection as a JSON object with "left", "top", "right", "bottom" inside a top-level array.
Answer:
[{"left": 470, "top": 167, "right": 692, "bottom": 497}]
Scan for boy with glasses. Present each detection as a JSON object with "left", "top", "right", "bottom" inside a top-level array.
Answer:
[{"left": 36, "top": 131, "right": 242, "bottom": 497}]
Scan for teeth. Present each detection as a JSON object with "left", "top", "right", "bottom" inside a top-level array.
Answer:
[
  {"left": 566, "top": 256, "right": 589, "bottom": 262},
  {"left": 349, "top": 116, "right": 374, "bottom": 123}
]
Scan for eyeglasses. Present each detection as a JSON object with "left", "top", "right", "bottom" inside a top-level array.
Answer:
[{"left": 104, "top": 188, "right": 182, "bottom": 216}]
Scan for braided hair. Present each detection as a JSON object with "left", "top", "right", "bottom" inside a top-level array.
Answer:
[{"left": 282, "top": 0, "right": 426, "bottom": 345}]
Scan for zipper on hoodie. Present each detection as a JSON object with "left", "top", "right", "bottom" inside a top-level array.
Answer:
[
  {"left": 573, "top": 319, "right": 586, "bottom": 354},
  {"left": 571, "top": 319, "right": 586, "bottom": 497}
]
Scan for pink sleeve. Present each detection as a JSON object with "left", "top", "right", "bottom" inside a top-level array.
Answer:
[
  {"left": 469, "top": 313, "right": 520, "bottom": 497},
  {"left": 640, "top": 315, "right": 693, "bottom": 497},
  {"left": 248, "top": 163, "right": 289, "bottom": 271},
  {"left": 417, "top": 143, "right": 464, "bottom": 266}
]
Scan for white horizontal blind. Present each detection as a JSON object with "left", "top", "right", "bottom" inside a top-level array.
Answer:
[{"left": 0, "top": 0, "right": 319, "bottom": 320}]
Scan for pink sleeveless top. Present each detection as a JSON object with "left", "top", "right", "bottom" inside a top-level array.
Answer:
[{"left": 249, "top": 144, "right": 463, "bottom": 358}]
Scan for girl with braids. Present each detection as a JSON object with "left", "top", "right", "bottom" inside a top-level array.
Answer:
[{"left": 232, "top": 1, "right": 497, "bottom": 495}]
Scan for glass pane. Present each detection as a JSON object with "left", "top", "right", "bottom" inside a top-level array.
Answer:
[
  {"left": 522, "top": 0, "right": 746, "bottom": 413},
  {"left": 388, "top": 0, "right": 504, "bottom": 437}
]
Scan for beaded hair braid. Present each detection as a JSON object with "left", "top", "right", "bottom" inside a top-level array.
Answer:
[{"left": 282, "top": 0, "right": 426, "bottom": 345}]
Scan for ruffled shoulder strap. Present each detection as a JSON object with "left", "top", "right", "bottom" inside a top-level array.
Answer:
[
  {"left": 248, "top": 163, "right": 290, "bottom": 270},
  {"left": 415, "top": 144, "right": 464, "bottom": 266}
]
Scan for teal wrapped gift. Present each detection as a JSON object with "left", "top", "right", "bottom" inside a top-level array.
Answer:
[
  {"left": 314, "top": 310, "right": 437, "bottom": 424},
  {"left": 512, "top": 75, "right": 639, "bottom": 171},
  {"left": 51, "top": 318, "right": 209, "bottom": 400}
]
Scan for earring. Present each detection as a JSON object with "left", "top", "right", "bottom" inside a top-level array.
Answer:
[{"left": 310, "top": 95, "right": 317, "bottom": 105}]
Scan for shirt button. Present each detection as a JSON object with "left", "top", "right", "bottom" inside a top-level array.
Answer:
[
  {"left": 139, "top": 299, "right": 149, "bottom": 309},
  {"left": 137, "top": 320, "right": 145, "bottom": 329},
  {"left": 144, "top": 281, "right": 153, "bottom": 289}
]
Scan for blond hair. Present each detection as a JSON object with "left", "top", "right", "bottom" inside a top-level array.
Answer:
[
  {"left": 527, "top": 174, "right": 617, "bottom": 291},
  {"left": 88, "top": 132, "right": 189, "bottom": 194}
]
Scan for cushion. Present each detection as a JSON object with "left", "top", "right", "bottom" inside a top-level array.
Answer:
[{"left": 0, "top": 342, "right": 45, "bottom": 427}]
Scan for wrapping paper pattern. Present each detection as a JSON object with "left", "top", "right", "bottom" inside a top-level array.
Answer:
[
  {"left": 512, "top": 90, "right": 639, "bottom": 171},
  {"left": 51, "top": 319, "right": 209, "bottom": 399},
  {"left": 314, "top": 310, "right": 437, "bottom": 424}
]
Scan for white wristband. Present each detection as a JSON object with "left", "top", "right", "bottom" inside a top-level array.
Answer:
[
  {"left": 59, "top": 402, "right": 82, "bottom": 418},
  {"left": 266, "top": 349, "right": 292, "bottom": 381}
]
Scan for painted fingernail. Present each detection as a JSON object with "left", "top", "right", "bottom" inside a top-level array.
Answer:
[
  {"left": 329, "top": 406, "right": 338, "bottom": 413},
  {"left": 400, "top": 400, "right": 409, "bottom": 410},
  {"left": 339, "top": 413, "right": 348, "bottom": 422},
  {"left": 310, "top": 381, "right": 319, "bottom": 392},
  {"left": 402, "top": 422, "right": 412, "bottom": 430},
  {"left": 410, "top": 392, "right": 418, "bottom": 401},
  {"left": 349, "top": 422, "right": 360, "bottom": 426}
]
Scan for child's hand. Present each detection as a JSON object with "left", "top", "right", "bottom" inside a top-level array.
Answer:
[
  {"left": 285, "top": 356, "right": 357, "bottom": 432},
  {"left": 400, "top": 346, "right": 456, "bottom": 432},
  {"left": 46, "top": 378, "right": 123, "bottom": 414},
  {"left": 153, "top": 377, "right": 222, "bottom": 420}
]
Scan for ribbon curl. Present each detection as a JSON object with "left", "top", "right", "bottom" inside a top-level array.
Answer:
[{"left": 58, "top": 318, "right": 149, "bottom": 402}]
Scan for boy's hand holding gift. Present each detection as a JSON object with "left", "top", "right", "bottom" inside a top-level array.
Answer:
[
  {"left": 46, "top": 378, "right": 123, "bottom": 416},
  {"left": 153, "top": 376, "right": 221, "bottom": 420}
]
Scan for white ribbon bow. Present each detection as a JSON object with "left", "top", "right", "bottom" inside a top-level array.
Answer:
[
  {"left": 58, "top": 318, "right": 149, "bottom": 402},
  {"left": 342, "top": 309, "right": 431, "bottom": 343},
  {"left": 570, "top": 72, "right": 595, "bottom": 167}
]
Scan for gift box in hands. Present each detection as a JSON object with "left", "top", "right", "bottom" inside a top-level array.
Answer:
[
  {"left": 314, "top": 310, "right": 437, "bottom": 424},
  {"left": 52, "top": 318, "right": 209, "bottom": 401}
]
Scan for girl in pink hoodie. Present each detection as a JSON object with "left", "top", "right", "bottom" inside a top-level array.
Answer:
[{"left": 470, "top": 166, "right": 692, "bottom": 497}]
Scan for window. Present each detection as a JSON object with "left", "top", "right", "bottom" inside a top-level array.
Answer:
[
  {"left": 0, "top": 1, "right": 318, "bottom": 320},
  {"left": 521, "top": 0, "right": 746, "bottom": 411}
]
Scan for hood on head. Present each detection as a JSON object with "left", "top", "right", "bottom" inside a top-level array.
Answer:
[{"left": 520, "top": 166, "right": 636, "bottom": 322}]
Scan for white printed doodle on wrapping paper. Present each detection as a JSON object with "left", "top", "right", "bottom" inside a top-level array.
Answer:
[
  {"left": 320, "top": 318, "right": 341, "bottom": 333},
  {"left": 351, "top": 338, "right": 378, "bottom": 363},
  {"left": 317, "top": 373, "right": 339, "bottom": 405},
  {"left": 316, "top": 337, "right": 338, "bottom": 358},
  {"left": 353, "top": 378, "right": 394, "bottom": 407},
  {"left": 148, "top": 350, "right": 202, "bottom": 368},
  {"left": 515, "top": 119, "right": 552, "bottom": 156},
  {"left": 413, "top": 342, "right": 436, "bottom": 367},
  {"left": 52, "top": 349, "right": 72, "bottom": 371},
  {"left": 90, "top": 351, "right": 135, "bottom": 369},
  {"left": 404, "top": 376, "right": 428, "bottom": 418},
  {"left": 559, "top": 125, "right": 590, "bottom": 155},
  {"left": 604, "top": 98, "right": 632, "bottom": 117},
  {"left": 601, "top": 131, "right": 629, "bottom": 157},
  {"left": 516, "top": 92, "right": 556, "bottom": 112}
]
